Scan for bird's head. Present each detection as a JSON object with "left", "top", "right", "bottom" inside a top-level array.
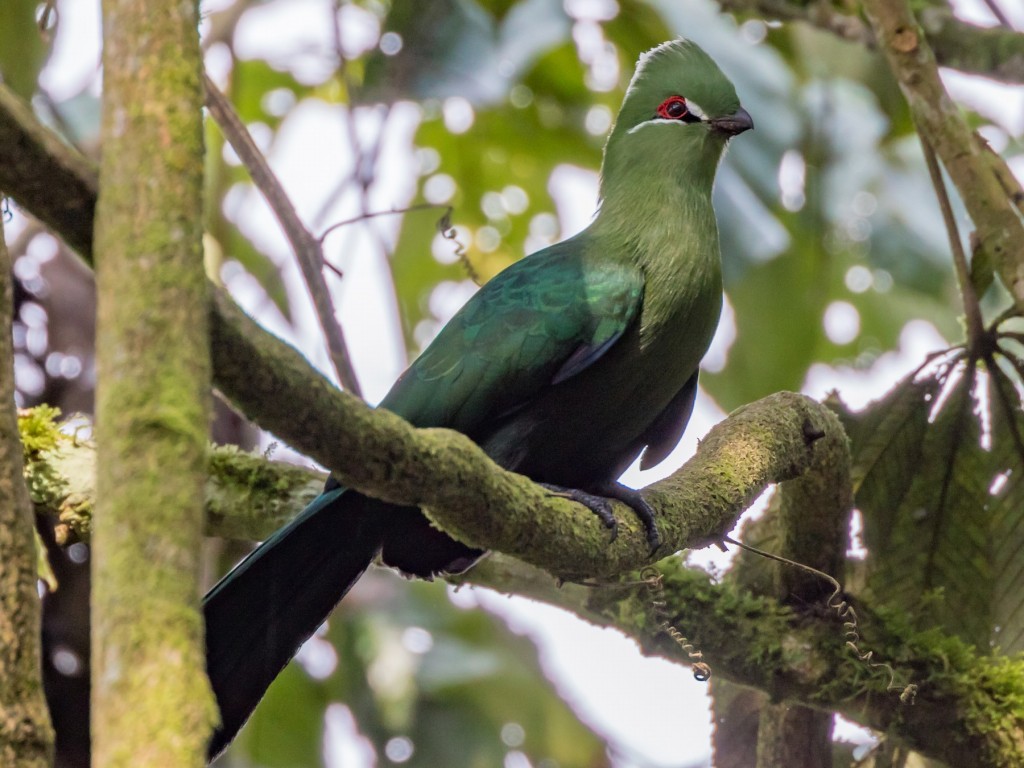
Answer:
[{"left": 600, "top": 40, "right": 752, "bottom": 196}]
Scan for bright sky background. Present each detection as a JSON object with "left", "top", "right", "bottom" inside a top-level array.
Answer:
[{"left": 23, "top": 0, "right": 1024, "bottom": 765}]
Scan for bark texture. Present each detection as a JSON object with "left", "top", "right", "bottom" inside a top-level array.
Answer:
[
  {"left": 862, "top": 0, "right": 1024, "bottom": 312},
  {"left": 0, "top": 215, "right": 54, "bottom": 767},
  {"left": 91, "top": 1, "right": 216, "bottom": 764}
]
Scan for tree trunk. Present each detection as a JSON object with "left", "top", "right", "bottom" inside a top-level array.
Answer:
[
  {"left": 0, "top": 213, "right": 55, "bottom": 767},
  {"left": 90, "top": 0, "right": 215, "bottom": 764}
]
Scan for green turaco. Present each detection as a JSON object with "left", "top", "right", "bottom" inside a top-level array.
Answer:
[{"left": 204, "top": 38, "right": 752, "bottom": 759}]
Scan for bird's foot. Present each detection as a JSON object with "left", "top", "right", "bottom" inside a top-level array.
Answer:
[
  {"left": 540, "top": 482, "right": 661, "bottom": 552},
  {"left": 540, "top": 484, "right": 619, "bottom": 540}
]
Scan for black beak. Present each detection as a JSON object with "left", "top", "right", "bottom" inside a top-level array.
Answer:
[{"left": 710, "top": 106, "right": 754, "bottom": 136}]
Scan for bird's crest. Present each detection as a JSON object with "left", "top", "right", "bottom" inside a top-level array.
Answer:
[{"left": 610, "top": 39, "right": 740, "bottom": 139}]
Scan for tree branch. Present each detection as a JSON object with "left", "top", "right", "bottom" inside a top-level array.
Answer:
[
  {"left": 28, "top": 433, "right": 326, "bottom": 545},
  {"left": 211, "top": 289, "right": 845, "bottom": 577},
  {"left": 862, "top": 0, "right": 1024, "bottom": 314},
  {"left": 754, "top": 399, "right": 850, "bottom": 766},
  {"left": 464, "top": 553, "right": 1024, "bottom": 768},
  {"left": 203, "top": 76, "right": 363, "bottom": 397},
  {"left": 0, "top": 204, "right": 53, "bottom": 768},
  {"left": 0, "top": 82, "right": 354, "bottom": 449},
  {"left": 717, "top": 0, "right": 1024, "bottom": 84},
  {"left": 24, "top": 385, "right": 842, "bottom": 582},
  {"left": 0, "top": 84, "right": 97, "bottom": 254},
  {"left": 24, "top": 400, "right": 1024, "bottom": 766}
]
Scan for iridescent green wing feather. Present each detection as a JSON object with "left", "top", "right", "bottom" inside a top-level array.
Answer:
[{"left": 382, "top": 238, "right": 644, "bottom": 434}]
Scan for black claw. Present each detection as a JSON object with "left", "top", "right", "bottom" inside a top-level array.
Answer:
[
  {"left": 541, "top": 482, "right": 661, "bottom": 552},
  {"left": 595, "top": 482, "right": 661, "bottom": 552},
  {"left": 541, "top": 483, "right": 619, "bottom": 540}
]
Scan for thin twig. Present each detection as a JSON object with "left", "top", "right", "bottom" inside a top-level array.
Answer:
[
  {"left": 324, "top": 1, "right": 396, "bottom": 284},
  {"left": 318, "top": 203, "right": 454, "bottom": 244},
  {"left": 990, "top": 305, "right": 1022, "bottom": 330},
  {"left": 980, "top": 0, "right": 1014, "bottom": 29},
  {"left": 919, "top": 136, "right": 985, "bottom": 350},
  {"left": 203, "top": 74, "right": 363, "bottom": 398}
]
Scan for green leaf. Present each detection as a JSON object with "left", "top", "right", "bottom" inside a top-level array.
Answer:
[
  {"left": 985, "top": 363, "right": 1024, "bottom": 653},
  {"left": 970, "top": 240, "right": 995, "bottom": 299},
  {"left": 218, "top": 221, "right": 292, "bottom": 321},
  {"left": 391, "top": 41, "right": 603, "bottom": 348},
  {"left": 602, "top": 0, "right": 674, "bottom": 59},
  {"left": 859, "top": 355, "right": 1024, "bottom": 653},
  {"left": 0, "top": 0, "right": 46, "bottom": 98},
  {"left": 337, "top": 576, "right": 609, "bottom": 767},
  {"left": 864, "top": 364, "right": 991, "bottom": 647},
  {"left": 230, "top": 58, "right": 316, "bottom": 128},
  {"left": 845, "top": 370, "right": 943, "bottom": 551},
  {"left": 704, "top": 245, "right": 829, "bottom": 409}
]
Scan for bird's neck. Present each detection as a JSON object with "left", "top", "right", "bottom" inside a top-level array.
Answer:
[
  {"left": 588, "top": 142, "right": 724, "bottom": 343},
  {"left": 591, "top": 130, "right": 721, "bottom": 254}
]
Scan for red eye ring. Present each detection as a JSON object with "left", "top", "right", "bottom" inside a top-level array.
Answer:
[{"left": 657, "top": 96, "right": 689, "bottom": 120}]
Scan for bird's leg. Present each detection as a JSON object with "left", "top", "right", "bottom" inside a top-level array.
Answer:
[{"left": 539, "top": 482, "right": 661, "bottom": 552}]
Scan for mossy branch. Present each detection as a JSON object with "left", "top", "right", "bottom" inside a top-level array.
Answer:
[
  {"left": 754, "top": 383, "right": 851, "bottom": 765},
  {"left": 26, "top": 386, "right": 843, "bottom": 582},
  {"left": 213, "top": 290, "right": 847, "bottom": 577},
  {"left": 0, "top": 202, "right": 54, "bottom": 768},
  {"left": 0, "top": 83, "right": 319, "bottom": 429},
  {"left": 465, "top": 554, "right": 1024, "bottom": 768},
  {"left": 716, "top": 0, "right": 1024, "bottom": 85},
  {"left": 25, "top": 418, "right": 1023, "bottom": 767},
  {"left": 27, "top": 398, "right": 1024, "bottom": 766},
  {"left": 25, "top": 424, "right": 325, "bottom": 544}
]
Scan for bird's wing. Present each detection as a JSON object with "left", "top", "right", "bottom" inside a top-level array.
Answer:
[
  {"left": 382, "top": 244, "right": 644, "bottom": 434},
  {"left": 639, "top": 368, "right": 699, "bottom": 470}
]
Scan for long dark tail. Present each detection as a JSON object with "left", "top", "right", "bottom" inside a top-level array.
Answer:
[{"left": 203, "top": 487, "right": 382, "bottom": 761}]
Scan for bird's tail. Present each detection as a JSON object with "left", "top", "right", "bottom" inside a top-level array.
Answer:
[{"left": 203, "top": 487, "right": 381, "bottom": 760}]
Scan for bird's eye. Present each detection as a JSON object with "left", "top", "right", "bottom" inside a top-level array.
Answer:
[{"left": 656, "top": 96, "right": 689, "bottom": 120}]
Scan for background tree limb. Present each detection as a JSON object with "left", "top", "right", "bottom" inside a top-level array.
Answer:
[
  {"left": 466, "top": 553, "right": 1024, "bottom": 768},
  {"left": 0, "top": 211, "right": 54, "bottom": 768},
  {"left": 90, "top": 1, "right": 216, "bottom": 763},
  {"left": 717, "top": 0, "right": 1024, "bottom": 84},
  {"left": 862, "top": 0, "right": 1024, "bottom": 312},
  {"left": 0, "top": 82, "right": 326, "bottom": 426}
]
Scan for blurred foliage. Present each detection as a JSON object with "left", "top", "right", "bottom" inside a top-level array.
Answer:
[
  {"left": 0, "top": 0, "right": 48, "bottom": 98},
  {"left": 12, "top": 0, "right": 1024, "bottom": 766},
  {"left": 230, "top": 574, "right": 608, "bottom": 767}
]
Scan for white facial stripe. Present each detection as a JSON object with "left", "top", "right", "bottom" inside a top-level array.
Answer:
[
  {"left": 628, "top": 119, "right": 675, "bottom": 134},
  {"left": 627, "top": 115, "right": 707, "bottom": 134},
  {"left": 687, "top": 101, "right": 707, "bottom": 119}
]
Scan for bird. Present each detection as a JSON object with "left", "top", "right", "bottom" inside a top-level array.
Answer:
[{"left": 203, "top": 38, "right": 752, "bottom": 760}]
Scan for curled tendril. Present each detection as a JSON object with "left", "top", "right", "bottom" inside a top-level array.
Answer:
[
  {"left": 437, "top": 207, "right": 479, "bottom": 285},
  {"left": 640, "top": 566, "right": 712, "bottom": 682},
  {"left": 828, "top": 582, "right": 918, "bottom": 704},
  {"left": 723, "top": 536, "right": 917, "bottom": 704}
]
